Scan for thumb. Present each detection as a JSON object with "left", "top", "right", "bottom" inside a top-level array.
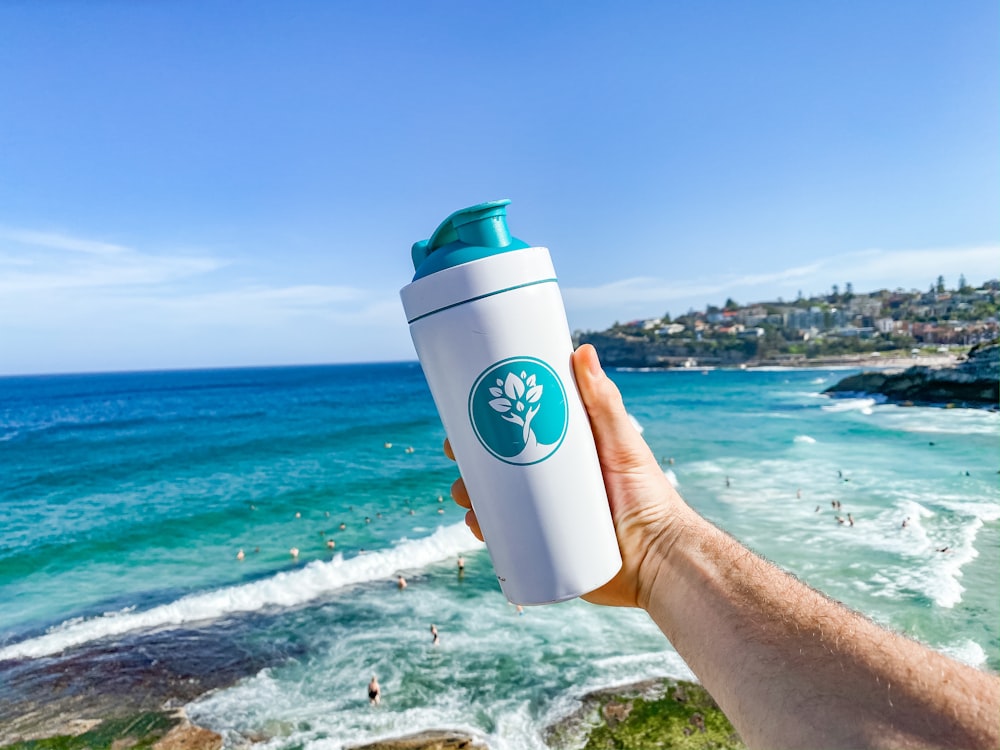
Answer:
[{"left": 572, "top": 344, "right": 655, "bottom": 470}]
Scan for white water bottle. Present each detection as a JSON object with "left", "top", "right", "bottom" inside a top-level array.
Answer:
[{"left": 400, "top": 200, "right": 622, "bottom": 605}]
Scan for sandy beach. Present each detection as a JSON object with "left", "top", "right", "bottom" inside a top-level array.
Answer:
[{"left": 748, "top": 353, "right": 959, "bottom": 370}]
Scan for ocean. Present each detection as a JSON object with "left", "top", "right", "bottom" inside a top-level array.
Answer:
[{"left": 1, "top": 362, "right": 997, "bottom": 749}]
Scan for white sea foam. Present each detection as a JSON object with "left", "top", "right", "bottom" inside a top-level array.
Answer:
[
  {"left": 938, "top": 500, "right": 1000, "bottom": 524},
  {"left": 870, "top": 406, "right": 1000, "bottom": 436},
  {"left": 683, "top": 451, "right": 994, "bottom": 613},
  {"left": 939, "top": 639, "right": 988, "bottom": 668},
  {"left": 627, "top": 413, "right": 644, "bottom": 434},
  {"left": 864, "top": 507, "right": 983, "bottom": 609},
  {"left": 663, "top": 469, "right": 679, "bottom": 488},
  {"left": 822, "top": 397, "right": 878, "bottom": 413},
  {"left": 586, "top": 650, "right": 696, "bottom": 689},
  {"left": 0, "top": 523, "right": 483, "bottom": 661},
  {"left": 793, "top": 435, "right": 817, "bottom": 444},
  {"left": 188, "top": 582, "right": 673, "bottom": 750}
]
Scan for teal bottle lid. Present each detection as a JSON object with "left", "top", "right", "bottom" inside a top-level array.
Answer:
[{"left": 411, "top": 199, "right": 531, "bottom": 280}]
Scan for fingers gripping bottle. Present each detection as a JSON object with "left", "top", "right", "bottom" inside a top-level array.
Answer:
[{"left": 400, "top": 200, "right": 622, "bottom": 605}]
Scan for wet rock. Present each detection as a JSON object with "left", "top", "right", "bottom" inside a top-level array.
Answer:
[
  {"left": 601, "top": 699, "right": 633, "bottom": 728},
  {"left": 153, "top": 719, "right": 223, "bottom": 750},
  {"left": 824, "top": 343, "right": 998, "bottom": 408},
  {"left": 346, "top": 730, "right": 486, "bottom": 750}
]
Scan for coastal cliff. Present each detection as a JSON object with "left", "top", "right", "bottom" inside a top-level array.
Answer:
[{"left": 824, "top": 343, "right": 998, "bottom": 408}]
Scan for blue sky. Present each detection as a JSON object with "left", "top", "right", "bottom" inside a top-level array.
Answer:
[{"left": 1, "top": 1, "right": 997, "bottom": 375}]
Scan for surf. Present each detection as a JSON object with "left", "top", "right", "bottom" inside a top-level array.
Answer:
[{"left": 0, "top": 522, "right": 482, "bottom": 661}]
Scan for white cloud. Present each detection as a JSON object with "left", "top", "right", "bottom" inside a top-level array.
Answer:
[
  {"left": 562, "top": 260, "right": 825, "bottom": 311},
  {"left": 2, "top": 227, "right": 993, "bottom": 374},
  {"left": 562, "top": 244, "right": 1000, "bottom": 330},
  {"left": 0, "top": 225, "right": 413, "bottom": 374},
  {"left": 0, "top": 227, "right": 227, "bottom": 293},
  {"left": 0, "top": 227, "right": 131, "bottom": 256}
]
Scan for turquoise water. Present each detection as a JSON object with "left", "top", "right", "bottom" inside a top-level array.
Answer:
[{"left": 1, "top": 363, "right": 997, "bottom": 748}]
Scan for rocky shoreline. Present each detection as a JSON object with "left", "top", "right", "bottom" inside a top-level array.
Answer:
[
  {"left": 0, "top": 677, "right": 740, "bottom": 750},
  {"left": 544, "top": 678, "right": 744, "bottom": 750},
  {"left": 823, "top": 343, "right": 998, "bottom": 409}
]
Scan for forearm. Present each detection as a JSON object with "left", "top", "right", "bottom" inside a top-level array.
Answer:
[{"left": 643, "top": 511, "right": 1000, "bottom": 750}]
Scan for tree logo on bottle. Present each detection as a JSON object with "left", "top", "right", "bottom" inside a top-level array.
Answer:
[{"left": 469, "top": 356, "right": 568, "bottom": 465}]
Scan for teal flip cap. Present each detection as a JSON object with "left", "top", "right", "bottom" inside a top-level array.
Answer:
[{"left": 410, "top": 199, "right": 531, "bottom": 280}]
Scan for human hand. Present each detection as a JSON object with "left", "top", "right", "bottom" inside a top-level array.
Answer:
[{"left": 446, "top": 344, "right": 698, "bottom": 610}]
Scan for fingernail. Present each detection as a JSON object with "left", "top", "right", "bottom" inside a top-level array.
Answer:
[{"left": 585, "top": 346, "right": 604, "bottom": 379}]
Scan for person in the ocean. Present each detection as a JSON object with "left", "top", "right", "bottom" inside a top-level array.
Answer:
[
  {"left": 446, "top": 344, "right": 1000, "bottom": 750},
  {"left": 368, "top": 674, "right": 381, "bottom": 705},
  {"left": 430, "top": 623, "right": 439, "bottom": 645},
  {"left": 397, "top": 575, "right": 407, "bottom": 590}
]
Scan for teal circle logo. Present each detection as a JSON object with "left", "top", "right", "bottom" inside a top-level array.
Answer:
[{"left": 469, "top": 356, "right": 568, "bottom": 465}]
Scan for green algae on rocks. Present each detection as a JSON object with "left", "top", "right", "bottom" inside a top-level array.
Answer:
[
  {"left": 545, "top": 678, "right": 746, "bottom": 750},
  {"left": 0, "top": 711, "right": 178, "bottom": 750}
]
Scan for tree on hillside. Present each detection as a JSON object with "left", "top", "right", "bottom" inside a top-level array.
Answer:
[
  {"left": 936, "top": 275, "right": 946, "bottom": 294},
  {"left": 958, "top": 274, "right": 971, "bottom": 293},
  {"left": 724, "top": 297, "right": 739, "bottom": 311}
]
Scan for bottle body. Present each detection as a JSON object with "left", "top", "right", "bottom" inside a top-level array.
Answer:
[{"left": 401, "top": 246, "right": 622, "bottom": 605}]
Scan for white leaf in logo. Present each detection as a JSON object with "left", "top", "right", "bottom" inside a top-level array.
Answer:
[
  {"left": 526, "top": 374, "right": 536, "bottom": 387},
  {"left": 504, "top": 372, "right": 525, "bottom": 400},
  {"left": 526, "top": 385, "right": 543, "bottom": 403},
  {"left": 489, "top": 387, "right": 502, "bottom": 398},
  {"left": 489, "top": 398, "right": 512, "bottom": 412},
  {"left": 516, "top": 401, "right": 524, "bottom": 412}
]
